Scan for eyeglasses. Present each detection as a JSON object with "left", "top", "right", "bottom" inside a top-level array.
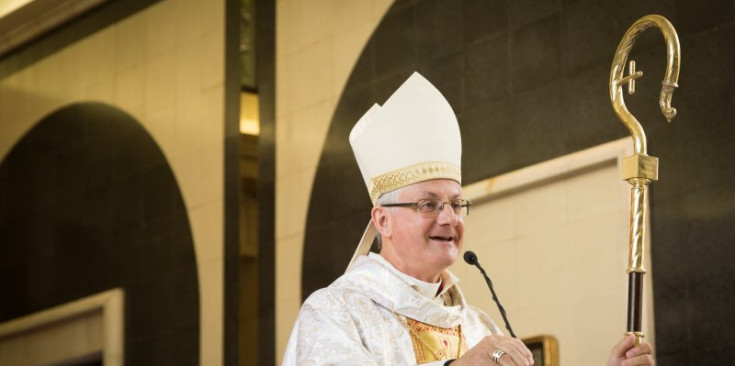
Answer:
[{"left": 381, "top": 199, "right": 471, "bottom": 217}]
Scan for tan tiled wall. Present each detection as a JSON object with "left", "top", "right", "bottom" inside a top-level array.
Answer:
[
  {"left": 274, "top": 0, "right": 395, "bottom": 361},
  {"left": 0, "top": 1, "right": 226, "bottom": 364}
]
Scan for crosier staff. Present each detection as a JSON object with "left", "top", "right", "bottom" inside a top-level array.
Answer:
[{"left": 609, "top": 14, "right": 681, "bottom": 346}]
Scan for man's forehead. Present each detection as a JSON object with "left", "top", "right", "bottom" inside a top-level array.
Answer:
[{"left": 400, "top": 179, "right": 462, "bottom": 198}]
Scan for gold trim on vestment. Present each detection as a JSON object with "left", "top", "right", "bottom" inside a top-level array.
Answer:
[
  {"left": 369, "top": 161, "right": 461, "bottom": 203},
  {"left": 404, "top": 317, "right": 467, "bottom": 364}
]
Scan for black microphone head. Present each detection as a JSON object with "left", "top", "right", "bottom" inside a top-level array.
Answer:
[{"left": 463, "top": 251, "right": 478, "bottom": 265}]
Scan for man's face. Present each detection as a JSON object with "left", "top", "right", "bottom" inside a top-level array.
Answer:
[{"left": 387, "top": 179, "right": 465, "bottom": 271}]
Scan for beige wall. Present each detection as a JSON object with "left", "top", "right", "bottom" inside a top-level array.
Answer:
[
  {"left": 0, "top": 1, "right": 227, "bottom": 364},
  {"left": 274, "top": 0, "right": 395, "bottom": 361}
]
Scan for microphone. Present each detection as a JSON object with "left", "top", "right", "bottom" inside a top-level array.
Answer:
[{"left": 463, "top": 250, "right": 517, "bottom": 338}]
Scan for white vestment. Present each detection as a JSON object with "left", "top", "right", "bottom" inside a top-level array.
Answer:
[{"left": 283, "top": 254, "right": 501, "bottom": 365}]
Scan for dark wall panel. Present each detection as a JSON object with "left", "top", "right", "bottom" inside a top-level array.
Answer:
[
  {"left": 256, "top": 0, "right": 277, "bottom": 365},
  {"left": 301, "top": 0, "right": 735, "bottom": 364},
  {"left": 0, "top": 103, "right": 199, "bottom": 364},
  {"left": 224, "top": 0, "right": 241, "bottom": 364}
]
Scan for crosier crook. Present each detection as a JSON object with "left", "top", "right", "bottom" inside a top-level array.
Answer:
[{"left": 609, "top": 14, "right": 681, "bottom": 346}]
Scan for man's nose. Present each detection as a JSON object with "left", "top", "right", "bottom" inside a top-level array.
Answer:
[{"left": 436, "top": 203, "right": 459, "bottom": 225}]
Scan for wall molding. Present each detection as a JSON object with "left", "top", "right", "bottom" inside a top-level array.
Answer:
[
  {"left": 0, "top": 288, "right": 124, "bottom": 366},
  {"left": 0, "top": 0, "right": 110, "bottom": 57},
  {"left": 463, "top": 138, "right": 634, "bottom": 203}
]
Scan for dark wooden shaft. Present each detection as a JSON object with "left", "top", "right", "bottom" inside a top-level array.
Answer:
[{"left": 627, "top": 272, "right": 644, "bottom": 332}]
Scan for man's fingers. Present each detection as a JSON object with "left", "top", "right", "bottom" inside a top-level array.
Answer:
[
  {"left": 500, "top": 347, "right": 532, "bottom": 366},
  {"left": 611, "top": 335, "right": 636, "bottom": 357},
  {"left": 623, "top": 354, "right": 655, "bottom": 366},
  {"left": 624, "top": 342, "right": 654, "bottom": 366},
  {"left": 626, "top": 342, "right": 654, "bottom": 358},
  {"left": 606, "top": 336, "right": 655, "bottom": 366},
  {"left": 497, "top": 351, "right": 515, "bottom": 366},
  {"left": 487, "top": 347, "right": 526, "bottom": 366},
  {"left": 509, "top": 338, "right": 534, "bottom": 363},
  {"left": 475, "top": 335, "right": 534, "bottom": 366}
]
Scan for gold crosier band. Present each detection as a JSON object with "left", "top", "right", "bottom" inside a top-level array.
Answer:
[{"left": 369, "top": 161, "right": 461, "bottom": 204}]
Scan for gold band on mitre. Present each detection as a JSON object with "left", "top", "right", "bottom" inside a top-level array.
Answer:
[{"left": 368, "top": 161, "right": 461, "bottom": 203}]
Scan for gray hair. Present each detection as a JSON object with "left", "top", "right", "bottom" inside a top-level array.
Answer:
[
  {"left": 375, "top": 187, "right": 405, "bottom": 207},
  {"left": 373, "top": 187, "right": 406, "bottom": 251}
]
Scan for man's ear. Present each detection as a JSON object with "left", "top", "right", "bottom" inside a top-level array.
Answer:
[{"left": 371, "top": 206, "right": 392, "bottom": 238}]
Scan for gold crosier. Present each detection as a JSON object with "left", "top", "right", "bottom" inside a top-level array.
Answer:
[{"left": 609, "top": 14, "right": 680, "bottom": 346}]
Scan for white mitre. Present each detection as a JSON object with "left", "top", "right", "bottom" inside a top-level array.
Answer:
[{"left": 346, "top": 72, "right": 462, "bottom": 269}]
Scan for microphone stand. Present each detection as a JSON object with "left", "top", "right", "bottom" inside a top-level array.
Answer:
[{"left": 464, "top": 251, "right": 516, "bottom": 338}]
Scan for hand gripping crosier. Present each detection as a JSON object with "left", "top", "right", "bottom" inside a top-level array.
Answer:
[{"left": 609, "top": 14, "right": 681, "bottom": 346}]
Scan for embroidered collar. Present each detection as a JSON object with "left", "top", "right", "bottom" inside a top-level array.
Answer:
[
  {"left": 332, "top": 254, "right": 468, "bottom": 328},
  {"left": 369, "top": 253, "right": 459, "bottom": 299}
]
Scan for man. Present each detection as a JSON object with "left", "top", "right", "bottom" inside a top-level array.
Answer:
[{"left": 283, "top": 72, "right": 655, "bottom": 366}]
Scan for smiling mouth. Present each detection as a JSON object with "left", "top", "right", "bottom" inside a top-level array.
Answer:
[{"left": 430, "top": 236, "right": 454, "bottom": 242}]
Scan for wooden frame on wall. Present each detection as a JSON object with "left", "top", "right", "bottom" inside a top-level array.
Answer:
[
  {"left": 523, "top": 335, "right": 559, "bottom": 366},
  {"left": 0, "top": 288, "right": 124, "bottom": 366}
]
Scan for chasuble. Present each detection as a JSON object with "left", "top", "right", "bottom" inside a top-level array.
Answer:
[{"left": 282, "top": 254, "right": 501, "bottom": 365}]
